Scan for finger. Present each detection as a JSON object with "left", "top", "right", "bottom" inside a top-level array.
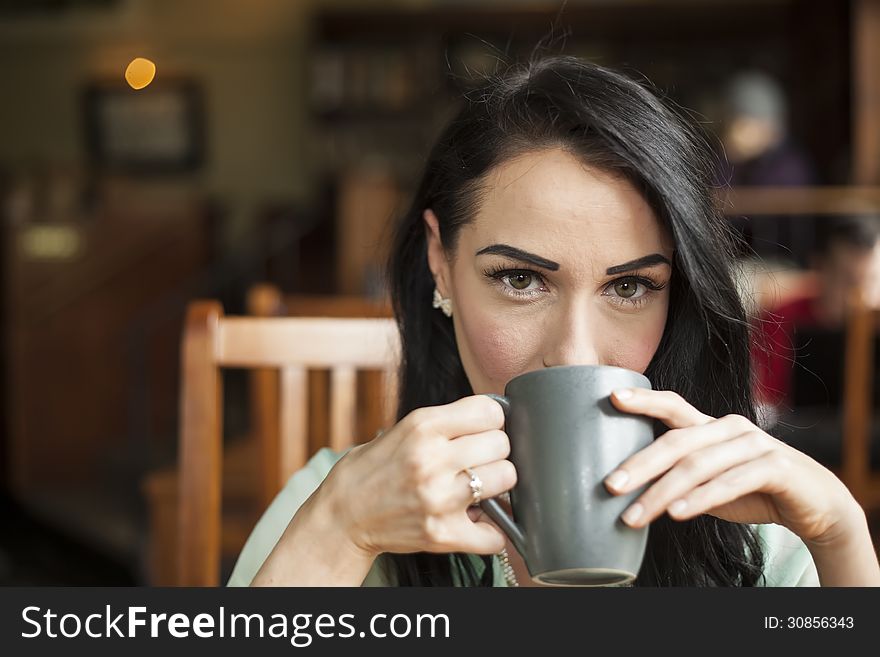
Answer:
[
  {"left": 465, "top": 507, "right": 506, "bottom": 545},
  {"left": 447, "top": 429, "right": 510, "bottom": 469},
  {"left": 451, "top": 460, "right": 517, "bottom": 509},
  {"left": 618, "top": 431, "right": 776, "bottom": 528},
  {"left": 407, "top": 394, "right": 505, "bottom": 440},
  {"left": 662, "top": 451, "right": 794, "bottom": 523},
  {"left": 466, "top": 505, "right": 484, "bottom": 522},
  {"left": 448, "top": 513, "right": 507, "bottom": 554},
  {"left": 604, "top": 413, "right": 758, "bottom": 495},
  {"left": 610, "top": 388, "right": 713, "bottom": 429},
  {"left": 466, "top": 493, "right": 512, "bottom": 522}
]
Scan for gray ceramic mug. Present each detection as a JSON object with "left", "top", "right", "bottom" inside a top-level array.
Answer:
[{"left": 481, "top": 364, "right": 654, "bottom": 586}]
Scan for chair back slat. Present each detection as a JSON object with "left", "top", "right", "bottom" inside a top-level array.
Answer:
[
  {"left": 279, "top": 366, "right": 309, "bottom": 485},
  {"left": 843, "top": 292, "right": 878, "bottom": 504},
  {"left": 251, "top": 367, "right": 280, "bottom": 510},
  {"left": 382, "top": 366, "right": 400, "bottom": 428},
  {"left": 217, "top": 317, "right": 398, "bottom": 367},
  {"left": 329, "top": 365, "right": 358, "bottom": 453}
]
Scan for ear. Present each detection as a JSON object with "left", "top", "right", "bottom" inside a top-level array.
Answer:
[{"left": 424, "top": 208, "right": 453, "bottom": 298}]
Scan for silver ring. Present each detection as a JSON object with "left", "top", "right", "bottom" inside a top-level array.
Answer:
[{"left": 465, "top": 467, "right": 483, "bottom": 505}]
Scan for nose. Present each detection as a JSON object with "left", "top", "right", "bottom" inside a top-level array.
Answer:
[{"left": 541, "top": 302, "right": 601, "bottom": 368}]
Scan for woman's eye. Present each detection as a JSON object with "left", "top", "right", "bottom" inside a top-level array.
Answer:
[
  {"left": 483, "top": 267, "right": 546, "bottom": 296},
  {"left": 613, "top": 279, "right": 639, "bottom": 299},
  {"left": 507, "top": 272, "right": 534, "bottom": 290},
  {"left": 603, "top": 276, "right": 664, "bottom": 306}
]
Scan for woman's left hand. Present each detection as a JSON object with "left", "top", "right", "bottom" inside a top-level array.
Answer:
[{"left": 604, "top": 387, "right": 862, "bottom": 545}]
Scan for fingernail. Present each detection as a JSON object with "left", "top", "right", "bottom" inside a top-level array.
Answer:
[
  {"left": 668, "top": 499, "right": 687, "bottom": 516},
  {"left": 613, "top": 388, "right": 633, "bottom": 400},
  {"left": 605, "top": 470, "right": 629, "bottom": 490},
  {"left": 622, "top": 503, "right": 643, "bottom": 526}
]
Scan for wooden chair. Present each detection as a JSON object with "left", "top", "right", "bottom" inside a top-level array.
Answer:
[
  {"left": 245, "top": 284, "right": 393, "bottom": 508},
  {"left": 142, "top": 287, "right": 394, "bottom": 586},
  {"left": 842, "top": 291, "right": 880, "bottom": 513},
  {"left": 176, "top": 300, "right": 400, "bottom": 586}
]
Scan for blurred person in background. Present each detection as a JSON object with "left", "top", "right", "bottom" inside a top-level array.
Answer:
[
  {"left": 751, "top": 214, "right": 880, "bottom": 417},
  {"left": 718, "top": 70, "right": 816, "bottom": 268},
  {"left": 720, "top": 70, "right": 814, "bottom": 188}
]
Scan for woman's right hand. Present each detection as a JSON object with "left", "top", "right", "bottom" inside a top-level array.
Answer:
[{"left": 317, "top": 394, "right": 515, "bottom": 559}]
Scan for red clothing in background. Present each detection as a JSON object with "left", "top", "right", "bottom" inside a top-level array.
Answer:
[{"left": 751, "top": 294, "right": 821, "bottom": 407}]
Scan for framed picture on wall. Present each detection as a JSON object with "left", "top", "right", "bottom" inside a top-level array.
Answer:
[{"left": 83, "top": 79, "right": 204, "bottom": 174}]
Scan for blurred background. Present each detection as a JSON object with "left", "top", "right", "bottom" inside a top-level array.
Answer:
[{"left": 2, "top": 0, "right": 880, "bottom": 586}]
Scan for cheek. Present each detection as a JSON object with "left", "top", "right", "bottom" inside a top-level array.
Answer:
[
  {"left": 606, "top": 308, "right": 667, "bottom": 374},
  {"left": 610, "top": 336, "right": 661, "bottom": 374},
  {"left": 455, "top": 305, "right": 538, "bottom": 390}
]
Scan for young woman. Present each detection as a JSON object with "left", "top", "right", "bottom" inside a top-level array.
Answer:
[{"left": 229, "top": 55, "right": 880, "bottom": 587}]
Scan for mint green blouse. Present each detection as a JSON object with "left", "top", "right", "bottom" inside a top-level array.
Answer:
[{"left": 227, "top": 447, "right": 820, "bottom": 587}]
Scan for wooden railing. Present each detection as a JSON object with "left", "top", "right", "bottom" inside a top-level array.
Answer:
[{"left": 720, "top": 186, "right": 880, "bottom": 216}]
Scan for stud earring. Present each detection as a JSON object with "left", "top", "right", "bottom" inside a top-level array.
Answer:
[{"left": 432, "top": 287, "right": 453, "bottom": 317}]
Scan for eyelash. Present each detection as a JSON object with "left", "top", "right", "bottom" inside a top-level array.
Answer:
[{"left": 481, "top": 265, "right": 668, "bottom": 308}]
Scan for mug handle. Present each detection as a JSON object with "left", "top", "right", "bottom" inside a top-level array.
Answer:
[{"left": 480, "top": 393, "right": 527, "bottom": 558}]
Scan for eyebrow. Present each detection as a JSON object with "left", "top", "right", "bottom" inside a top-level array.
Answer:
[
  {"left": 605, "top": 254, "right": 672, "bottom": 275},
  {"left": 475, "top": 243, "right": 671, "bottom": 275},
  {"left": 475, "top": 244, "right": 560, "bottom": 270}
]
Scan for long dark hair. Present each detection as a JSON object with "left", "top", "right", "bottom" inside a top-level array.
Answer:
[{"left": 385, "top": 53, "right": 765, "bottom": 586}]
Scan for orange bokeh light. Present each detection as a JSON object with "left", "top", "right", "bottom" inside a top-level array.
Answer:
[{"left": 125, "top": 58, "right": 156, "bottom": 90}]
